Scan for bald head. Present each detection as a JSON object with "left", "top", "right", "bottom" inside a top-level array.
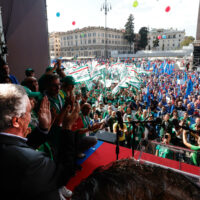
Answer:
[{"left": 21, "top": 77, "right": 39, "bottom": 92}]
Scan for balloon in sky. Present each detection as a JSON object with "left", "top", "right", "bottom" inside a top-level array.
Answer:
[
  {"left": 72, "top": 21, "right": 76, "bottom": 26},
  {"left": 158, "top": 35, "right": 162, "bottom": 39},
  {"left": 165, "top": 6, "right": 171, "bottom": 12},
  {"left": 162, "top": 35, "right": 166, "bottom": 39},
  {"left": 56, "top": 12, "right": 60, "bottom": 17},
  {"left": 132, "top": 1, "right": 139, "bottom": 8}
]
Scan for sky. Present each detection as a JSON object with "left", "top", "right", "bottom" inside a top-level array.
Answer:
[{"left": 46, "top": 0, "right": 200, "bottom": 37}]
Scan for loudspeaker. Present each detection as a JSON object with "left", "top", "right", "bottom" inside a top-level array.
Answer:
[{"left": 95, "top": 131, "right": 116, "bottom": 144}]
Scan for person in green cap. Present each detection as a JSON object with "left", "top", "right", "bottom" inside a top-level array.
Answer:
[
  {"left": 44, "top": 74, "right": 65, "bottom": 115},
  {"left": 118, "top": 96, "right": 125, "bottom": 106},
  {"left": 21, "top": 76, "right": 39, "bottom": 92},
  {"left": 25, "top": 68, "right": 35, "bottom": 77},
  {"left": 21, "top": 76, "right": 43, "bottom": 102},
  {"left": 88, "top": 93, "right": 97, "bottom": 105},
  {"left": 60, "top": 75, "right": 77, "bottom": 99}
]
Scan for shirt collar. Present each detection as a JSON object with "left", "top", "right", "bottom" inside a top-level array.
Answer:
[{"left": 0, "top": 132, "right": 27, "bottom": 142}]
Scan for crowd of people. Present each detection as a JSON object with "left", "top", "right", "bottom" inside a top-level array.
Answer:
[{"left": 0, "top": 57, "right": 200, "bottom": 199}]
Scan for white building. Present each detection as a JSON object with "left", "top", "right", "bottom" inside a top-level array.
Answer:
[
  {"left": 146, "top": 28, "right": 185, "bottom": 51},
  {"left": 49, "top": 32, "right": 62, "bottom": 58},
  {"left": 59, "top": 26, "right": 132, "bottom": 58}
]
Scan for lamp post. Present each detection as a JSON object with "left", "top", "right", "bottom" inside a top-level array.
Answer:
[{"left": 101, "top": 0, "right": 111, "bottom": 60}]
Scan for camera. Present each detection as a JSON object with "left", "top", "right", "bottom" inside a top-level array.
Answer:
[{"left": 164, "top": 135, "right": 169, "bottom": 139}]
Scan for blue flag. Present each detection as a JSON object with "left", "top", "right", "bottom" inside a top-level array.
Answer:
[
  {"left": 184, "top": 72, "right": 188, "bottom": 81},
  {"left": 185, "top": 79, "right": 193, "bottom": 98},
  {"left": 146, "top": 86, "right": 150, "bottom": 106}
]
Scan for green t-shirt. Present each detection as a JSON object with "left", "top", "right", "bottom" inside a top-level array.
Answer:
[
  {"left": 103, "top": 110, "right": 109, "bottom": 119},
  {"left": 179, "top": 117, "right": 190, "bottom": 127},
  {"left": 48, "top": 94, "right": 65, "bottom": 114},
  {"left": 156, "top": 145, "right": 173, "bottom": 159},
  {"left": 190, "top": 145, "right": 200, "bottom": 166},
  {"left": 190, "top": 124, "right": 196, "bottom": 131},
  {"left": 91, "top": 97, "right": 97, "bottom": 104},
  {"left": 113, "top": 99, "right": 118, "bottom": 105},
  {"left": 118, "top": 99, "right": 125, "bottom": 106}
]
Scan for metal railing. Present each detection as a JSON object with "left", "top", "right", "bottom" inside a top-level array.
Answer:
[{"left": 135, "top": 139, "right": 200, "bottom": 185}]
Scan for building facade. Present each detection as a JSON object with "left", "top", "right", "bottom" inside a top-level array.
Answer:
[
  {"left": 58, "top": 26, "right": 132, "bottom": 58},
  {"left": 49, "top": 32, "right": 62, "bottom": 58},
  {"left": 146, "top": 28, "right": 185, "bottom": 51}
]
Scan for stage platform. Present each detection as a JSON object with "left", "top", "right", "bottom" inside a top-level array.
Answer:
[{"left": 67, "top": 141, "right": 200, "bottom": 191}]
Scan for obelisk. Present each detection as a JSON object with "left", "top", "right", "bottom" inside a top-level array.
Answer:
[
  {"left": 193, "top": 0, "right": 200, "bottom": 67},
  {"left": 196, "top": 0, "right": 200, "bottom": 41}
]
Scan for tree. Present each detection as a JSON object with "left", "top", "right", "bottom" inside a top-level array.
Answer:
[
  {"left": 153, "top": 38, "right": 159, "bottom": 49},
  {"left": 138, "top": 27, "right": 148, "bottom": 50},
  {"left": 180, "top": 36, "right": 195, "bottom": 47},
  {"left": 124, "top": 14, "right": 135, "bottom": 53}
]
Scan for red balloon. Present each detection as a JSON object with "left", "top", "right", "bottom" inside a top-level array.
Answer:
[
  {"left": 165, "top": 6, "right": 171, "bottom": 12},
  {"left": 72, "top": 21, "right": 76, "bottom": 25},
  {"left": 158, "top": 35, "right": 161, "bottom": 39}
]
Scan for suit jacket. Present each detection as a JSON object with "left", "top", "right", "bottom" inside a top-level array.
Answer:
[{"left": 0, "top": 128, "right": 73, "bottom": 200}]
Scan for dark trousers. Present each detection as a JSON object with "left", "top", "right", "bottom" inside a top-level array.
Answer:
[{"left": 78, "top": 135, "right": 97, "bottom": 153}]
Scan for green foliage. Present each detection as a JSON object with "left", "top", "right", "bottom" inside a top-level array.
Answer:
[
  {"left": 138, "top": 27, "right": 148, "bottom": 50},
  {"left": 124, "top": 14, "right": 135, "bottom": 52},
  {"left": 153, "top": 38, "right": 159, "bottom": 48},
  {"left": 180, "top": 36, "right": 195, "bottom": 47}
]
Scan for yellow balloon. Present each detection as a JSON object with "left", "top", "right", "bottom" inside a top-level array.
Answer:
[{"left": 133, "top": 1, "right": 138, "bottom": 8}]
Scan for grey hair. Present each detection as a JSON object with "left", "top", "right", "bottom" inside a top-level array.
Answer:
[{"left": 0, "top": 84, "right": 28, "bottom": 131}]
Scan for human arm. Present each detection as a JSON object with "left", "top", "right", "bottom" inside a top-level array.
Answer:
[
  {"left": 27, "top": 96, "right": 51, "bottom": 148},
  {"left": 155, "top": 145, "right": 160, "bottom": 156},
  {"left": 155, "top": 150, "right": 158, "bottom": 157},
  {"left": 56, "top": 60, "right": 66, "bottom": 78},
  {"left": 182, "top": 130, "right": 192, "bottom": 149},
  {"left": 113, "top": 123, "right": 117, "bottom": 134},
  {"left": 45, "top": 64, "right": 57, "bottom": 75},
  {"left": 77, "top": 123, "right": 102, "bottom": 134},
  {"left": 21, "top": 150, "right": 74, "bottom": 198},
  {"left": 52, "top": 94, "right": 75, "bottom": 127},
  {"left": 123, "top": 123, "right": 128, "bottom": 135},
  {"left": 62, "top": 101, "right": 80, "bottom": 130}
]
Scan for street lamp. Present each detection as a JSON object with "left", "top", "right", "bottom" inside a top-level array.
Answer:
[{"left": 101, "top": 0, "right": 111, "bottom": 60}]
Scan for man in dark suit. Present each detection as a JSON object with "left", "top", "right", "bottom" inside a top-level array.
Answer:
[{"left": 0, "top": 84, "right": 73, "bottom": 200}]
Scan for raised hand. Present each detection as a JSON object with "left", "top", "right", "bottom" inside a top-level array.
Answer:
[{"left": 38, "top": 96, "right": 51, "bottom": 130}]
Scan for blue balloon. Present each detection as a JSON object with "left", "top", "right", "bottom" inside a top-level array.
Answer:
[
  {"left": 162, "top": 35, "right": 166, "bottom": 39},
  {"left": 56, "top": 12, "right": 60, "bottom": 17}
]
